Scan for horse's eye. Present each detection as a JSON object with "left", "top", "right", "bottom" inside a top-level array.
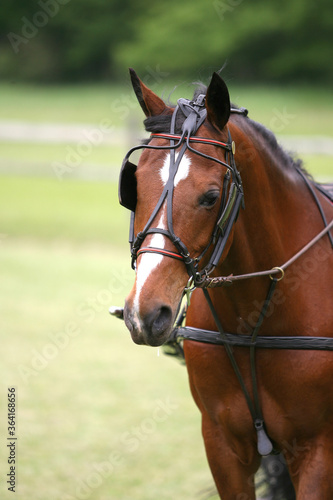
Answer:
[{"left": 199, "top": 190, "right": 219, "bottom": 208}]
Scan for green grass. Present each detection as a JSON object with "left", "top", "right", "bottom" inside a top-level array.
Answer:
[
  {"left": 0, "top": 142, "right": 125, "bottom": 168},
  {"left": 0, "top": 82, "right": 332, "bottom": 184},
  {"left": 228, "top": 84, "right": 333, "bottom": 135},
  {"left": 0, "top": 177, "right": 130, "bottom": 244},
  {"left": 0, "top": 84, "right": 127, "bottom": 125},
  {"left": 1, "top": 82, "right": 332, "bottom": 135},
  {"left": 302, "top": 154, "right": 333, "bottom": 181}
]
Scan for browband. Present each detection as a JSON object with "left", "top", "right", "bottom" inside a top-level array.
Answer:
[{"left": 150, "top": 133, "right": 233, "bottom": 152}]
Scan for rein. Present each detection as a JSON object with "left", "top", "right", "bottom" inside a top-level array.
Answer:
[{"left": 194, "top": 218, "right": 333, "bottom": 288}]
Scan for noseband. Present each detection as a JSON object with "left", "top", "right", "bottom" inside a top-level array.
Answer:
[{"left": 119, "top": 95, "right": 245, "bottom": 286}]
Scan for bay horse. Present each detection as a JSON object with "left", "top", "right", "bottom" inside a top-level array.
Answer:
[{"left": 116, "top": 69, "right": 333, "bottom": 499}]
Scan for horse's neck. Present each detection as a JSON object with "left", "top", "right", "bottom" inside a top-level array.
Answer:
[
  {"left": 213, "top": 122, "right": 315, "bottom": 326},
  {"left": 224, "top": 122, "right": 307, "bottom": 274}
]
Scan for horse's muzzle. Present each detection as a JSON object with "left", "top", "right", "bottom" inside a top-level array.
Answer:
[{"left": 124, "top": 301, "right": 173, "bottom": 347}]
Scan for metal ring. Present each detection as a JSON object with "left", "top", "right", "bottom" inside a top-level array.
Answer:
[{"left": 269, "top": 266, "right": 285, "bottom": 281}]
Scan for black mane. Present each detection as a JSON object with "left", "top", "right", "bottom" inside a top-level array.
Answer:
[
  {"left": 143, "top": 85, "right": 207, "bottom": 135},
  {"left": 246, "top": 116, "right": 307, "bottom": 175},
  {"left": 144, "top": 110, "right": 179, "bottom": 134},
  {"left": 143, "top": 86, "right": 309, "bottom": 178}
]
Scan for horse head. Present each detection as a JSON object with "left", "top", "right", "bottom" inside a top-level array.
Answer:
[{"left": 121, "top": 69, "right": 241, "bottom": 346}]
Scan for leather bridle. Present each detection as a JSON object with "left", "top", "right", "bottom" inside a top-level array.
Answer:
[{"left": 119, "top": 95, "right": 245, "bottom": 286}]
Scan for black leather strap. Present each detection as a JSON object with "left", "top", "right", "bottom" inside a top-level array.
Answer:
[{"left": 170, "top": 327, "right": 333, "bottom": 350}]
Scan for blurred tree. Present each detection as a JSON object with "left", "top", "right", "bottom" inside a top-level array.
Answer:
[
  {"left": 0, "top": 0, "right": 139, "bottom": 81},
  {"left": 116, "top": 0, "right": 333, "bottom": 84},
  {"left": 0, "top": 0, "right": 331, "bottom": 83}
]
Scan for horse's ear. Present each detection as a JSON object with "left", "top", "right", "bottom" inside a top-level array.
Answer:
[
  {"left": 206, "top": 72, "right": 230, "bottom": 131},
  {"left": 129, "top": 68, "right": 167, "bottom": 117}
]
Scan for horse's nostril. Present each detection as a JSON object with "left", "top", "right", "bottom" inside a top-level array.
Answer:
[{"left": 151, "top": 306, "right": 172, "bottom": 336}]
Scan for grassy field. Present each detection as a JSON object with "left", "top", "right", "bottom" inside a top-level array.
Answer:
[
  {"left": 0, "top": 82, "right": 332, "bottom": 184},
  {"left": 0, "top": 82, "right": 332, "bottom": 500},
  {"left": 0, "top": 82, "right": 332, "bottom": 135},
  {"left": 0, "top": 176, "right": 215, "bottom": 500}
]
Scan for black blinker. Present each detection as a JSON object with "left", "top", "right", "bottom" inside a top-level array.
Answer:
[{"left": 119, "top": 159, "right": 137, "bottom": 212}]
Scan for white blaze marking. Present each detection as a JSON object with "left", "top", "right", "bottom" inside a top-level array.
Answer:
[
  {"left": 132, "top": 152, "right": 191, "bottom": 324},
  {"left": 160, "top": 152, "right": 191, "bottom": 187},
  {"left": 133, "top": 216, "right": 165, "bottom": 317}
]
